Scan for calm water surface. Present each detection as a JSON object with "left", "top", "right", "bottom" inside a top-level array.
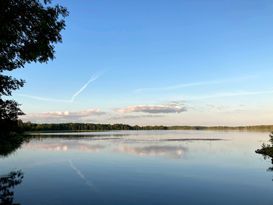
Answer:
[{"left": 1, "top": 130, "right": 273, "bottom": 205}]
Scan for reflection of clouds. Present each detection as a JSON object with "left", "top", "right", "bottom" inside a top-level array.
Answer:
[
  {"left": 24, "top": 142, "right": 105, "bottom": 153},
  {"left": 164, "top": 138, "right": 223, "bottom": 141},
  {"left": 116, "top": 145, "right": 188, "bottom": 159}
]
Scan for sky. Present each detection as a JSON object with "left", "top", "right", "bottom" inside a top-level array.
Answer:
[{"left": 9, "top": 0, "right": 273, "bottom": 126}]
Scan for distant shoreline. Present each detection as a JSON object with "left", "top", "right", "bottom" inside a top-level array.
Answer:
[{"left": 21, "top": 123, "right": 273, "bottom": 132}]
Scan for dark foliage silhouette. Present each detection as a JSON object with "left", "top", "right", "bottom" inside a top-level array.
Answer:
[
  {"left": 0, "top": 171, "right": 23, "bottom": 205},
  {"left": 0, "top": 135, "right": 28, "bottom": 157},
  {"left": 256, "top": 132, "right": 273, "bottom": 158},
  {"left": 256, "top": 133, "right": 273, "bottom": 180},
  {"left": 0, "top": 0, "right": 68, "bottom": 135}
]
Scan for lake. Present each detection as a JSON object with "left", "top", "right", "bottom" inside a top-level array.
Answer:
[{"left": 1, "top": 130, "right": 273, "bottom": 205}]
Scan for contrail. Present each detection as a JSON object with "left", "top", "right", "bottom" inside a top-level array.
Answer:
[
  {"left": 18, "top": 94, "right": 70, "bottom": 103},
  {"left": 135, "top": 75, "right": 256, "bottom": 93},
  {"left": 185, "top": 89, "right": 273, "bottom": 100},
  {"left": 70, "top": 74, "right": 99, "bottom": 102},
  {"left": 18, "top": 73, "right": 101, "bottom": 103}
]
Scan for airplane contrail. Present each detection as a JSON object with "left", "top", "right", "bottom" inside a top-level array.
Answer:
[
  {"left": 185, "top": 89, "right": 273, "bottom": 100},
  {"left": 135, "top": 75, "right": 256, "bottom": 93},
  {"left": 18, "top": 73, "right": 101, "bottom": 103},
  {"left": 18, "top": 94, "right": 70, "bottom": 103},
  {"left": 70, "top": 74, "right": 99, "bottom": 102}
]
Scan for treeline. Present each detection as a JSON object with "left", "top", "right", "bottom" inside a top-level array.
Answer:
[
  {"left": 171, "top": 125, "right": 273, "bottom": 131},
  {"left": 22, "top": 122, "right": 169, "bottom": 131},
  {"left": 21, "top": 122, "right": 273, "bottom": 132},
  {"left": 0, "top": 120, "right": 24, "bottom": 137}
]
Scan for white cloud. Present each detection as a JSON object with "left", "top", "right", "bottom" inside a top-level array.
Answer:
[
  {"left": 21, "top": 108, "right": 106, "bottom": 122},
  {"left": 108, "top": 114, "right": 164, "bottom": 121},
  {"left": 117, "top": 102, "right": 186, "bottom": 114}
]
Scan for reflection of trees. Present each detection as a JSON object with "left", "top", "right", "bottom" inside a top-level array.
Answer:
[
  {"left": 266, "top": 159, "right": 273, "bottom": 180},
  {"left": 0, "top": 136, "right": 28, "bottom": 157},
  {"left": 0, "top": 170, "right": 23, "bottom": 205},
  {"left": 0, "top": 136, "right": 26, "bottom": 204},
  {"left": 267, "top": 167, "right": 273, "bottom": 172}
]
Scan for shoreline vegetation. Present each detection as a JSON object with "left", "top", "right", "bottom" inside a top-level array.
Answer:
[
  {"left": 21, "top": 122, "right": 273, "bottom": 132},
  {"left": 256, "top": 133, "right": 273, "bottom": 158},
  {"left": 2, "top": 121, "right": 273, "bottom": 138}
]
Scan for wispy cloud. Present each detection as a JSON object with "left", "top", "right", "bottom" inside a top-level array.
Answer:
[
  {"left": 117, "top": 102, "right": 186, "bottom": 114},
  {"left": 186, "top": 89, "right": 273, "bottom": 100},
  {"left": 18, "top": 73, "right": 101, "bottom": 103},
  {"left": 135, "top": 75, "right": 256, "bottom": 93}
]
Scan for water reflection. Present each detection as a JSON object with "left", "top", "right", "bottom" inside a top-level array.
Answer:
[
  {"left": 116, "top": 145, "right": 187, "bottom": 159},
  {"left": 0, "top": 136, "right": 28, "bottom": 157},
  {"left": 68, "top": 160, "right": 98, "bottom": 191},
  {"left": 264, "top": 158, "right": 273, "bottom": 181},
  {"left": 24, "top": 141, "right": 105, "bottom": 153},
  {"left": 0, "top": 170, "right": 23, "bottom": 205},
  {"left": 163, "top": 138, "right": 223, "bottom": 141},
  {"left": 0, "top": 131, "right": 272, "bottom": 205},
  {"left": 0, "top": 136, "right": 26, "bottom": 205}
]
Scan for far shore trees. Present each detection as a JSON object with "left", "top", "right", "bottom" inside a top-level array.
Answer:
[
  {"left": 0, "top": 0, "right": 68, "bottom": 136},
  {"left": 20, "top": 123, "right": 273, "bottom": 132}
]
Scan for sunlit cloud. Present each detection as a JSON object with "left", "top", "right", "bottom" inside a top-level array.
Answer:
[
  {"left": 108, "top": 114, "right": 164, "bottom": 121},
  {"left": 117, "top": 102, "right": 186, "bottom": 114},
  {"left": 21, "top": 108, "right": 106, "bottom": 122}
]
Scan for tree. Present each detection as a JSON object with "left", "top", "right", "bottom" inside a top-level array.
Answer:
[{"left": 0, "top": 0, "right": 68, "bottom": 135}]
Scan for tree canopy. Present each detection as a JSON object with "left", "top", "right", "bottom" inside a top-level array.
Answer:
[{"left": 0, "top": 0, "right": 68, "bottom": 136}]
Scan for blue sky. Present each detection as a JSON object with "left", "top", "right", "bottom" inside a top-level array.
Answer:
[{"left": 10, "top": 0, "right": 273, "bottom": 125}]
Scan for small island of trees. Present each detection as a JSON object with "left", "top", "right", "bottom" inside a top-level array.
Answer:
[{"left": 256, "top": 133, "right": 273, "bottom": 158}]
